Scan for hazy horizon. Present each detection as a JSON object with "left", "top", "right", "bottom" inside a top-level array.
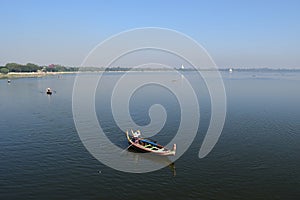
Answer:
[{"left": 1, "top": 0, "right": 300, "bottom": 68}]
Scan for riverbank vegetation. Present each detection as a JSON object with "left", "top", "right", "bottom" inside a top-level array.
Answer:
[
  {"left": 0, "top": 63, "right": 78, "bottom": 73},
  {"left": 1, "top": 62, "right": 299, "bottom": 77}
]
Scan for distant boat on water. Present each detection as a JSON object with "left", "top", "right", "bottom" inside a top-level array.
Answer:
[
  {"left": 229, "top": 68, "right": 233, "bottom": 73},
  {"left": 46, "top": 88, "right": 52, "bottom": 95}
]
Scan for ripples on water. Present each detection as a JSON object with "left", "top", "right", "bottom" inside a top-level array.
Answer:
[{"left": 0, "top": 71, "right": 300, "bottom": 199}]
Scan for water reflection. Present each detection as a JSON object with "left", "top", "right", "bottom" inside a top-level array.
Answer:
[{"left": 124, "top": 148, "right": 176, "bottom": 177}]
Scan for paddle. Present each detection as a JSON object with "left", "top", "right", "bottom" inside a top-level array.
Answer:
[{"left": 121, "top": 143, "right": 133, "bottom": 154}]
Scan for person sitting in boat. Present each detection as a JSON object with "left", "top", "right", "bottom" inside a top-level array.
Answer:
[
  {"left": 132, "top": 130, "right": 141, "bottom": 138},
  {"left": 46, "top": 88, "right": 52, "bottom": 95}
]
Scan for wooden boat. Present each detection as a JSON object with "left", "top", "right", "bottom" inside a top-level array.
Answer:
[
  {"left": 46, "top": 88, "right": 52, "bottom": 95},
  {"left": 126, "top": 130, "right": 176, "bottom": 156}
]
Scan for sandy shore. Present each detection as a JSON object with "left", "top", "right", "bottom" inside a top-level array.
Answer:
[
  {"left": 0, "top": 71, "right": 78, "bottom": 79},
  {"left": 0, "top": 70, "right": 171, "bottom": 79}
]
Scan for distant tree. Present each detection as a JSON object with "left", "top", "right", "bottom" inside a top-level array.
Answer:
[
  {"left": 5, "top": 63, "right": 22, "bottom": 72},
  {"left": 25, "top": 63, "right": 41, "bottom": 72},
  {"left": 5, "top": 63, "right": 19, "bottom": 68},
  {"left": 3, "top": 62, "right": 79, "bottom": 73},
  {"left": 0, "top": 67, "right": 9, "bottom": 74},
  {"left": 45, "top": 64, "right": 67, "bottom": 72},
  {"left": 4, "top": 62, "right": 42, "bottom": 72}
]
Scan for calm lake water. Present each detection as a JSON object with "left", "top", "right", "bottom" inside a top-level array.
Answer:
[{"left": 1, "top": 71, "right": 300, "bottom": 199}]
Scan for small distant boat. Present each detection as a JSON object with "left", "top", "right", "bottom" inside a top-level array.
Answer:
[
  {"left": 7, "top": 79, "right": 11, "bottom": 83},
  {"left": 46, "top": 88, "right": 52, "bottom": 95},
  {"left": 126, "top": 130, "right": 176, "bottom": 156},
  {"left": 229, "top": 68, "right": 233, "bottom": 73}
]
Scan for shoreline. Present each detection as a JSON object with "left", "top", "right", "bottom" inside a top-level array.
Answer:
[
  {"left": 0, "top": 70, "right": 202, "bottom": 79},
  {"left": 1, "top": 68, "right": 300, "bottom": 79},
  {"left": 0, "top": 71, "right": 78, "bottom": 79}
]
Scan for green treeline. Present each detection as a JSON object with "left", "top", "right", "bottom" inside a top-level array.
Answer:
[
  {"left": 0, "top": 63, "right": 79, "bottom": 74},
  {"left": 1, "top": 63, "right": 299, "bottom": 74}
]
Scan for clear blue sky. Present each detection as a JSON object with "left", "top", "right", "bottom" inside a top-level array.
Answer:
[{"left": 1, "top": 0, "right": 300, "bottom": 68}]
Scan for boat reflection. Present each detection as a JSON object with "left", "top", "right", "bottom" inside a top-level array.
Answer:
[{"left": 125, "top": 148, "right": 176, "bottom": 177}]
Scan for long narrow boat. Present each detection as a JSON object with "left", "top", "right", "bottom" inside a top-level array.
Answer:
[{"left": 126, "top": 130, "right": 176, "bottom": 156}]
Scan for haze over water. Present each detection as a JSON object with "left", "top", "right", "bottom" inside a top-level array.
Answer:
[{"left": 1, "top": 71, "right": 300, "bottom": 199}]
